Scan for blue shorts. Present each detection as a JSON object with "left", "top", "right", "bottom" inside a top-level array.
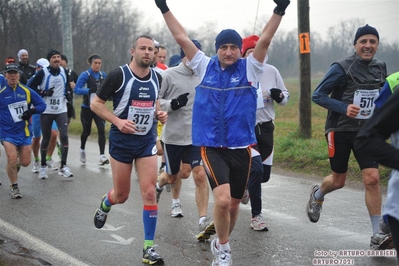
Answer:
[
  {"left": 109, "top": 130, "right": 157, "bottom": 164},
  {"left": 163, "top": 144, "right": 201, "bottom": 175},
  {"left": 32, "top": 114, "right": 58, "bottom": 138},
  {"left": 1, "top": 136, "right": 32, "bottom": 147}
]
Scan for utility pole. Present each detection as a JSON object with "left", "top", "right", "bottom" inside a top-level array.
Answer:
[
  {"left": 297, "top": 0, "right": 311, "bottom": 139},
  {"left": 61, "top": 0, "right": 74, "bottom": 69}
]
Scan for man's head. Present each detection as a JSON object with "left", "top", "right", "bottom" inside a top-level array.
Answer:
[
  {"left": 131, "top": 35, "right": 155, "bottom": 69},
  {"left": 47, "top": 49, "right": 61, "bottom": 68},
  {"left": 353, "top": 24, "right": 379, "bottom": 61},
  {"left": 157, "top": 46, "right": 167, "bottom": 64},
  {"left": 60, "top": 54, "right": 68, "bottom": 68},
  {"left": 17, "top": 49, "right": 29, "bottom": 64},
  {"left": 5, "top": 57, "right": 16, "bottom": 65},
  {"left": 168, "top": 55, "right": 182, "bottom": 67},
  {"left": 3, "top": 64, "right": 21, "bottom": 87},
  {"left": 36, "top": 58, "right": 49, "bottom": 71},
  {"left": 215, "top": 29, "right": 242, "bottom": 68},
  {"left": 241, "top": 34, "right": 260, "bottom": 58}
]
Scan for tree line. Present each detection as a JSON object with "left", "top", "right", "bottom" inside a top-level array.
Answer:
[{"left": 1, "top": 0, "right": 397, "bottom": 78}]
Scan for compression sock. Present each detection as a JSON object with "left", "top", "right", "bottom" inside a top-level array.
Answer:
[
  {"left": 101, "top": 190, "right": 114, "bottom": 212},
  {"left": 143, "top": 205, "right": 158, "bottom": 249}
]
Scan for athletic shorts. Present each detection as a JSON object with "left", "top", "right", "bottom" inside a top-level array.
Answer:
[
  {"left": 163, "top": 144, "right": 201, "bottom": 175},
  {"left": 255, "top": 121, "right": 274, "bottom": 164},
  {"left": 1, "top": 136, "right": 31, "bottom": 147},
  {"left": 201, "top": 146, "right": 251, "bottom": 199},
  {"left": 326, "top": 131, "right": 378, "bottom": 173},
  {"left": 109, "top": 130, "right": 157, "bottom": 164},
  {"left": 32, "top": 114, "right": 58, "bottom": 138}
]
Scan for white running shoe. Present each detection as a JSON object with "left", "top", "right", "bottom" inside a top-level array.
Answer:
[
  {"left": 171, "top": 203, "right": 184, "bottom": 218},
  {"left": 46, "top": 159, "right": 58, "bottom": 171},
  {"left": 98, "top": 155, "right": 109, "bottom": 165},
  {"left": 32, "top": 161, "right": 40, "bottom": 173},
  {"left": 39, "top": 166, "right": 48, "bottom": 179},
  {"left": 211, "top": 239, "right": 232, "bottom": 266},
  {"left": 250, "top": 213, "right": 269, "bottom": 231},
  {"left": 58, "top": 166, "right": 73, "bottom": 178},
  {"left": 80, "top": 149, "right": 86, "bottom": 163}
]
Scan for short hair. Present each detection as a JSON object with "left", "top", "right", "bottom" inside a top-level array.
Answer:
[
  {"left": 133, "top": 35, "right": 154, "bottom": 49},
  {"left": 61, "top": 54, "right": 68, "bottom": 63}
]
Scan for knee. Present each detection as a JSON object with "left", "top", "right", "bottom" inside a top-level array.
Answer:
[
  {"left": 363, "top": 175, "right": 380, "bottom": 189},
  {"left": 114, "top": 192, "right": 129, "bottom": 204},
  {"left": 193, "top": 169, "right": 207, "bottom": 186}
]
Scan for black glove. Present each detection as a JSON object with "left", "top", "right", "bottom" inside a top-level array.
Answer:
[
  {"left": 273, "top": 0, "right": 290, "bottom": 16},
  {"left": 155, "top": 0, "right": 170, "bottom": 14},
  {"left": 270, "top": 88, "right": 284, "bottom": 103},
  {"left": 171, "top": 93, "right": 189, "bottom": 111},
  {"left": 89, "top": 87, "right": 97, "bottom": 93},
  {"left": 21, "top": 108, "right": 36, "bottom": 120},
  {"left": 41, "top": 87, "right": 54, "bottom": 97}
]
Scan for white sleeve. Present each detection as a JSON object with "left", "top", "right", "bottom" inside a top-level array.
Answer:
[{"left": 186, "top": 51, "right": 210, "bottom": 81}]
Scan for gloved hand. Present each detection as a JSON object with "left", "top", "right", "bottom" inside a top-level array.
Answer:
[
  {"left": 270, "top": 88, "right": 284, "bottom": 103},
  {"left": 155, "top": 0, "right": 170, "bottom": 14},
  {"left": 41, "top": 87, "right": 54, "bottom": 97},
  {"left": 21, "top": 108, "right": 36, "bottom": 120},
  {"left": 171, "top": 93, "right": 189, "bottom": 110},
  {"left": 273, "top": 0, "right": 290, "bottom": 16},
  {"left": 89, "top": 87, "right": 97, "bottom": 93}
]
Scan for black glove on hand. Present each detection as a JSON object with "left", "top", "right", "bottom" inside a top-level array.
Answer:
[
  {"left": 41, "top": 87, "right": 54, "bottom": 97},
  {"left": 155, "top": 0, "right": 170, "bottom": 14},
  {"left": 171, "top": 93, "right": 189, "bottom": 111},
  {"left": 21, "top": 108, "right": 36, "bottom": 120},
  {"left": 89, "top": 87, "right": 97, "bottom": 93},
  {"left": 273, "top": 0, "right": 290, "bottom": 16},
  {"left": 270, "top": 88, "right": 284, "bottom": 103}
]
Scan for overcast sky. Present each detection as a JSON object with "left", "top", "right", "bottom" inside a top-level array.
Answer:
[{"left": 133, "top": 0, "right": 398, "bottom": 43}]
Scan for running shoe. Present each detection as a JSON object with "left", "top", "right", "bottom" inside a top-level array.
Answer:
[
  {"left": 80, "top": 149, "right": 86, "bottom": 163},
  {"left": 39, "top": 166, "right": 48, "bottom": 179},
  {"left": 197, "top": 220, "right": 216, "bottom": 241},
  {"left": 306, "top": 185, "right": 323, "bottom": 223},
  {"left": 142, "top": 246, "right": 164, "bottom": 265},
  {"left": 370, "top": 232, "right": 394, "bottom": 250},
  {"left": 32, "top": 161, "right": 40, "bottom": 173},
  {"left": 98, "top": 155, "right": 109, "bottom": 165},
  {"left": 10, "top": 185, "right": 22, "bottom": 199},
  {"left": 250, "top": 213, "right": 269, "bottom": 231},
  {"left": 241, "top": 189, "right": 250, "bottom": 204},
  {"left": 58, "top": 166, "right": 73, "bottom": 178},
  {"left": 46, "top": 159, "right": 59, "bottom": 171},
  {"left": 94, "top": 195, "right": 110, "bottom": 229},
  {"left": 156, "top": 183, "right": 164, "bottom": 203},
  {"left": 171, "top": 203, "right": 184, "bottom": 218},
  {"left": 211, "top": 238, "right": 232, "bottom": 266}
]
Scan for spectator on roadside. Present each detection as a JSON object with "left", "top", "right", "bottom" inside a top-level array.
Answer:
[
  {"left": 156, "top": 40, "right": 215, "bottom": 241},
  {"left": 157, "top": 45, "right": 168, "bottom": 65},
  {"left": 74, "top": 54, "right": 109, "bottom": 165},
  {"left": 29, "top": 58, "right": 60, "bottom": 175},
  {"left": 307, "top": 24, "right": 392, "bottom": 250},
  {"left": 0, "top": 64, "right": 46, "bottom": 198},
  {"left": 240, "top": 34, "right": 290, "bottom": 231},
  {"left": 91, "top": 35, "right": 168, "bottom": 265},
  {"left": 28, "top": 49, "right": 74, "bottom": 179},
  {"left": 155, "top": 0, "right": 290, "bottom": 264}
]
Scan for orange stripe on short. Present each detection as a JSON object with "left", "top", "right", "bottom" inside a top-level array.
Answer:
[
  {"left": 327, "top": 132, "right": 335, "bottom": 158},
  {"left": 201, "top": 147, "right": 219, "bottom": 186}
]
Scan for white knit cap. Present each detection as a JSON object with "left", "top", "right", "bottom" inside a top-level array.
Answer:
[
  {"left": 36, "top": 58, "right": 49, "bottom": 68},
  {"left": 17, "top": 49, "right": 28, "bottom": 61}
]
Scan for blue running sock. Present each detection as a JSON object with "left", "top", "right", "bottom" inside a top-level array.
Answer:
[{"left": 143, "top": 205, "right": 158, "bottom": 249}]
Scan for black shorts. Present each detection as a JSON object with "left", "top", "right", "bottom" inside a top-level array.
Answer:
[
  {"left": 326, "top": 131, "right": 378, "bottom": 173},
  {"left": 201, "top": 146, "right": 251, "bottom": 199},
  {"left": 163, "top": 144, "right": 201, "bottom": 175},
  {"left": 255, "top": 121, "right": 274, "bottom": 163}
]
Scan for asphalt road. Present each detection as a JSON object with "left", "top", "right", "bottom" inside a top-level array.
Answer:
[{"left": 0, "top": 137, "right": 397, "bottom": 266}]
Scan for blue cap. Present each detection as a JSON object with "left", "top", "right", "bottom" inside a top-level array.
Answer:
[
  {"left": 215, "top": 29, "right": 242, "bottom": 52},
  {"left": 181, "top": 39, "right": 202, "bottom": 59},
  {"left": 169, "top": 55, "right": 182, "bottom": 67}
]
